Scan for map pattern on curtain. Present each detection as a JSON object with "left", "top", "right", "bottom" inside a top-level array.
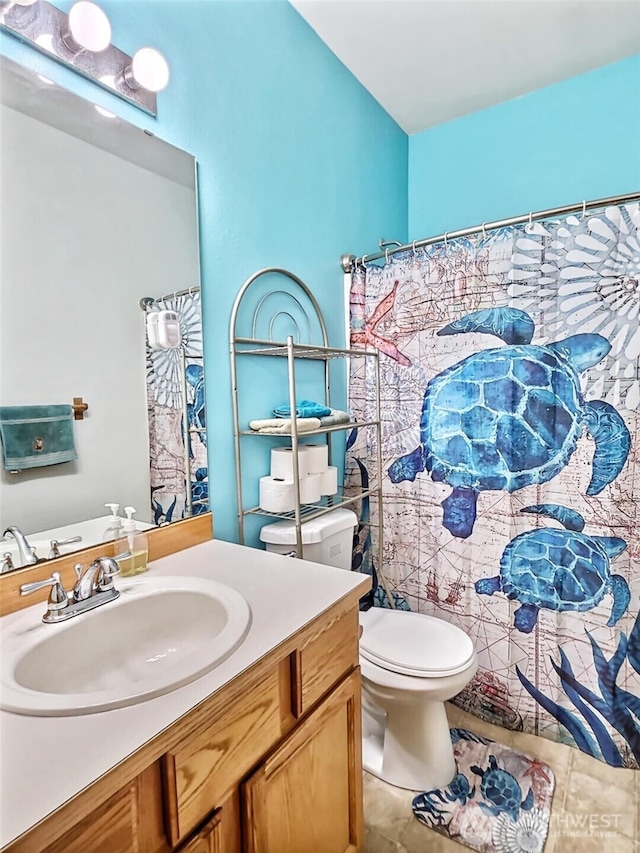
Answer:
[
  {"left": 146, "top": 291, "right": 208, "bottom": 523},
  {"left": 347, "top": 202, "right": 639, "bottom": 767}
]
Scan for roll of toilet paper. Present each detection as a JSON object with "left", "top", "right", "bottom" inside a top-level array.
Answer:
[
  {"left": 320, "top": 465, "right": 338, "bottom": 496},
  {"left": 259, "top": 476, "right": 295, "bottom": 512},
  {"left": 303, "top": 443, "right": 329, "bottom": 474},
  {"left": 271, "top": 447, "right": 311, "bottom": 480},
  {"left": 299, "top": 472, "right": 322, "bottom": 504}
]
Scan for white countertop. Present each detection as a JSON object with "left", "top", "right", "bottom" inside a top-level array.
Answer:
[{"left": 0, "top": 539, "right": 369, "bottom": 848}]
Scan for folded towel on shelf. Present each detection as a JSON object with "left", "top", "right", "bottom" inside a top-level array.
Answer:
[
  {"left": 249, "top": 417, "right": 322, "bottom": 434},
  {"left": 273, "top": 400, "right": 332, "bottom": 418},
  {"left": 0, "top": 405, "right": 77, "bottom": 471},
  {"left": 319, "top": 410, "right": 351, "bottom": 427}
]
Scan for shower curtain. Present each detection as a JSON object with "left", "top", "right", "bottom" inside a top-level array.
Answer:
[
  {"left": 347, "top": 202, "right": 639, "bottom": 768},
  {"left": 146, "top": 290, "right": 208, "bottom": 523}
]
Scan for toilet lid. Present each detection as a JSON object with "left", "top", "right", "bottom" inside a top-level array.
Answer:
[{"left": 359, "top": 608, "right": 475, "bottom": 677}]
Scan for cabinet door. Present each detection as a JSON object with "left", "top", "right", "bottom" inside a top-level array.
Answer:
[
  {"left": 242, "top": 668, "right": 363, "bottom": 853},
  {"left": 176, "top": 789, "right": 241, "bottom": 853},
  {"left": 38, "top": 763, "right": 169, "bottom": 853}
]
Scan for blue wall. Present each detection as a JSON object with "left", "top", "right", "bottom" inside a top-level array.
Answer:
[
  {"left": 408, "top": 54, "right": 640, "bottom": 238},
  {"left": 1, "top": 0, "right": 408, "bottom": 543}
]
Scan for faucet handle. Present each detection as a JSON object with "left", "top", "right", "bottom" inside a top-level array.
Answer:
[
  {"left": 48, "top": 536, "right": 83, "bottom": 559},
  {"left": 20, "top": 571, "right": 69, "bottom": 612},
  {"left": 92, "top": 555, "right": 125, "bottom": 592}
]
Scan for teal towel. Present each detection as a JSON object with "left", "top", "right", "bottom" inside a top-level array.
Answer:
[
  {"left": 273, "top": 400, "right": 332, "bottom": 418},
  {"left": 0, "top": 405, "right": 77, "bottom": 471},
  {"left": 319, "top": 410, "right": 351, "bottom": 427}
]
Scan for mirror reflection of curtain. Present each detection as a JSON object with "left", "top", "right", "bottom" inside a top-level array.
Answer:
[
  {"left": 146, "top": 291, "right": 208, "bottom": 523},
  {"left": 347, "top": 202, "right": 639, "bottom": 768}
]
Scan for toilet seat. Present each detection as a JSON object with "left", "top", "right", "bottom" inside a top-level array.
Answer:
[{"left": 359, "top": 608, "right": 475, "bottom": 677}]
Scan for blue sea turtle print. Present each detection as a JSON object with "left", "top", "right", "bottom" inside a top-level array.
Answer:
[
  {"left": 475, "top": 504, "right": 630, "bottom": 633},
  {"left": 446, "top": 773, "right": 475, "bottom": 806},
  {"left": 185, "top": 364, "right": 206, "bottom": 448},
  {"left": 470, "top": 755, "right": 534, "bottom": 821},
  {"left": 388, "top": 308, "right": 631, "bottom": 538},
  {"left": 412, "top": 774, "right": 475, "bottom": 827}
]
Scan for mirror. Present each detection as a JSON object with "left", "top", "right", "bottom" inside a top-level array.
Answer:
[{"left": 0, "top": 56, "right": 206, "bottom": 572}]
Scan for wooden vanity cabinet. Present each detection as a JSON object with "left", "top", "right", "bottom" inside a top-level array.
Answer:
[
  {"left": 7, "top": 593, "right": 365, "bottom": 853},
  {"left": 242, "top": 669, "right": 362, "bottom": 853}
]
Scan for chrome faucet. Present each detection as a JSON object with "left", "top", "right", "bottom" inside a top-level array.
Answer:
[
  {"left": 72, "top": 555, "right": 121, "bottom": 602},
  {"left": 20, "top": 552, "right": 130, "bottom": 623},
  {"left": 3, "top": 527, "right": 38, "bottom": 566}
]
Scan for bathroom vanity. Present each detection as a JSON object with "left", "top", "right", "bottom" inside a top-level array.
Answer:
[{"left": 0, "top": 538, "right": 370, "bottom": 853}]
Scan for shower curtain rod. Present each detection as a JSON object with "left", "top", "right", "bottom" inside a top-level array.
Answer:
[
  {"left": 139, "top": 285, "right": 201, "bottom": 310},
  {"left": 341, "top": 190, "right": 640, "bottom": 272}
]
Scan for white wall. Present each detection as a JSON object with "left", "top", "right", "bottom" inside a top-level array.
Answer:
[{"left": 0, "top": 105, "right": 199, "bottom": 535}]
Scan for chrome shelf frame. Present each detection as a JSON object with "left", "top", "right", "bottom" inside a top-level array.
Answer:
[
  {"left": 229, "top": 268, "right": 393, "bottom": 607},
  {"left": 238, "top": 419, "right": 379, "bottom": 437},
  {"left": 242, "top": 486, "right": 379, "bottom": 522}
]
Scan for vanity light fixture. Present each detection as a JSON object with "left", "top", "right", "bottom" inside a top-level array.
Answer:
[
  {"left": 0, "top": 0, "right": 170, "bottom": 115},
  {"left": 61, "top": 1, "right": 111, "bottom": 54},
  {"left": 121, "top": 47, "right": 170, "bottom": 93}
]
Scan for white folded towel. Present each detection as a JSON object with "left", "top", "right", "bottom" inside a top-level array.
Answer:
[{"left": 248, "top": 417, "right": 322, "bottom": 434}]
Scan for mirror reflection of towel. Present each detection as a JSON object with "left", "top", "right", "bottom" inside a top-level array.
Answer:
[{"left": 0, "top": 405, "right": 77, "bottom": 471}]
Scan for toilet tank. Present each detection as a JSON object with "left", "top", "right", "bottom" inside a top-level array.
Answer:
[{"left": 259, "top": 508, "right": 358, "bottom": 570}]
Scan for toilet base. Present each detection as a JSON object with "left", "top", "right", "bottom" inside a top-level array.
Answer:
[{"left": 362, "top": 697, "right": 457, "bottom": 791}]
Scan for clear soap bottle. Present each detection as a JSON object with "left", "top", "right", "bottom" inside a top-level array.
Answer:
[
  {"left": 118, "top": 506, "right": 149, "bottom": 577},
  {"left": 102, "top": 503, "right": 123, "bottom": 542}
]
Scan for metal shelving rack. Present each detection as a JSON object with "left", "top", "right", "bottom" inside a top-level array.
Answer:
[{"left": 229, "top": 268, "right": 384, "bottom": 563}]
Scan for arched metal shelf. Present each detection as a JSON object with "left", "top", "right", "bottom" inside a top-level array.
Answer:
[{"left": 229, "top": 267, "right": 384, "bottom": 567}]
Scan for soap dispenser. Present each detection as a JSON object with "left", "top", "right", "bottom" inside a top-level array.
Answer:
[
  {"left": 102, "top": 503, "right": 123, "bottom": 542},
  {"left": 118, "top": 506, "right": 149, "bottom": 577}
]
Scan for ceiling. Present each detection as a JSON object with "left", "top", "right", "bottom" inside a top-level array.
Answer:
[{"left": 290, "top": 0, "right": 640, "bottom": 134}]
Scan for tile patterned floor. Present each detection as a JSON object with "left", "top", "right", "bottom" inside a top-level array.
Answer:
[{"left": 364, "top": 702, "right": 639, "bottom": 852}]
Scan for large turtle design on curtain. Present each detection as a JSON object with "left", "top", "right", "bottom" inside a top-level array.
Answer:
[{"left": 388, "top": 307, "right": 631, "bottom": 539}]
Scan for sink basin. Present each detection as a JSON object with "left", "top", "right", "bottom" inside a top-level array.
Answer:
[{"left": 0, "top": 576, "right": 252, "bottom": 716}]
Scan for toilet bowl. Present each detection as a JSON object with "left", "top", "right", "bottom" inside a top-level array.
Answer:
[{"left": 359, "top": 607, "right": 477, "bottom": 791}]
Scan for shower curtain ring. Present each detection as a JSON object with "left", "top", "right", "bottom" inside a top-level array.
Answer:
[
  {"left": 412, "top": 240, "right": 418, "bottom": 258},
  {"left": 361, "top": 254, "right": 368, "bottom": 269},
  {"left": 481, "top": 222, "right": 487, "bottom": 239},
  {"left": 528, "top": 211, "right": 533, "bottom": 228},
  {"left": 385, "top": 248, "right": 390, "bottom": 264},
  {"left": 444, "top": 232, "right": 449, "bottom": 248},
  {"left": 582, "top": 200, "right": 587, "bottom": 218}
]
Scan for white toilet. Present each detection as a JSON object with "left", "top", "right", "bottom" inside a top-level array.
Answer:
[
  {"left": 359, "top": 606, "right": 477, "bottom": 791},
  {"left": 260, "top": 510, "right": 477, "bottom": 792}
]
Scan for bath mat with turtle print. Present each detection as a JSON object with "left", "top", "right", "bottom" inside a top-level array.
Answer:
[{"left": 412, "top": 728, "right": 555, "bottom": 853}]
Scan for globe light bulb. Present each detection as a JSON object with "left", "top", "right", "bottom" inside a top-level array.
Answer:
[
  {"left": 128, "top": 47, "right": 170, "bottom": 93},
  {"left": 65, "top": 1, "right": 111, "bottom": 52}
]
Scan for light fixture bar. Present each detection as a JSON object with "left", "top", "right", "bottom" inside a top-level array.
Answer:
[{"left": 0, "top": 0, "right": 159, "bottom": 116}]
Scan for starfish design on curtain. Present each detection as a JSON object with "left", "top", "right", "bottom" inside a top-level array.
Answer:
[
  {"left": 351, "top": 280, "right": 411, "bottom": 366},
  {"left": 521, "top": 756, "right": 552, "bottom": 784}
]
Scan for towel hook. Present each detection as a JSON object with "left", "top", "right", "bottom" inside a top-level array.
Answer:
[{"left": 72, "top": 397, "right": 89, "bottom": 420}]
